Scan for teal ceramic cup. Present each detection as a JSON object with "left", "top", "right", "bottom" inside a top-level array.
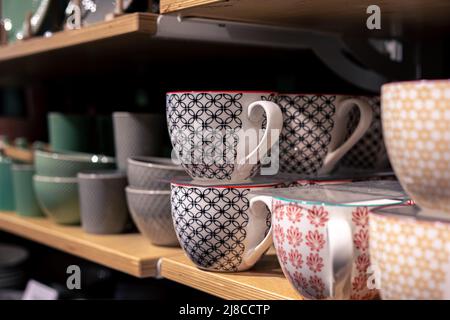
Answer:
[
  {"left": 48, "top": 113, "right": 94, "bottom": 153},
  {"left": 12, "top": 165, "right": 44, "bottom": 217},
  {"left": 0, "top": 152, "right": 15, "bottom": 211},
  {"left": 35, "top": 150, "right": 115, "bottom": 177},
  {"left": 33, "top": 175, "right": 80, "bottom": 225}
]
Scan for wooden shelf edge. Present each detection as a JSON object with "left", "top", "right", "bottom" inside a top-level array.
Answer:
[
  {"left": 0, "top": 212, "right": 182, "bottom": 278},
  {"left": 2, "top": 145, "right": 33, "bottom": 163},
  {"left": 160, "top": 254, "right": 303, "bottom": 300},
  {"left": 160, "top": 0, "right": 222, "bottom": 14},
  {"left": 0, "top": 13, "right": 158, "bottom": 63}
]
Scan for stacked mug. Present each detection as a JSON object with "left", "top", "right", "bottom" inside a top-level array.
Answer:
[
  {"left": 368, "top": 79, "right": 450, "bottom": 299},
  {"left": 167, "top": 91, "right": 377, "bottom": 273}
]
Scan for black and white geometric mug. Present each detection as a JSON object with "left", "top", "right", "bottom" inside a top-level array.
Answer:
[
  {"left": 166, "top": 91, "right": 283, "bottom": 183},
  {"left": 170, "top": 180, "right": 282, "bottom": 272},
  {"left": 277, "top": 94, "right": 373, "bottom": 175}
]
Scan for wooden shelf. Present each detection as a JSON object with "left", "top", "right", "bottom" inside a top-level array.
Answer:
[
  {"left": 2, "top": 145, "right": 34, "bottom": 163},
  {"left": 160, "top": 0, "right": 450, "bottom": 37},
  {"left": 0, "top": 211, "right": 182, "bottom": 278},
  {"left": 160, "top": 250, "right": 303, "bottom": 300}
]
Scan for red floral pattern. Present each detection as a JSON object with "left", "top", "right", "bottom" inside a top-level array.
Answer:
[
  {"left": 309, "top": 275, "right": 325, "bottom": 296},
  {"left": 307, "top": 206, "right": 329, "bottom": 227},
  {"left": 274, "top": 225, "right": 285, "bottom": 245},
  {"left": 277, "top": 245, "right": 287, "bottom": 265},
  {"left": 288, "top": 249, "right": 303, "bottom": 268},
  {"left": 292, "top": 271, "right": 308, "bottom": 290},
  {"left": 354, "top": 229, "right": 369, "bottom": 252},
  {"left": 274, "top": 205, "right": 284, "bottom": 222},
  {"left": 355, "top": 253, "right": 370, "bottom": 273},
  {"left": 352, "top": 207, "right": 369, "bottom": 227},
  {"left": 306, "top": 253, "right": 324, "bottom": 273},
  {"left": 286, "top": 226, "right": 302, "bottom": 247},
  {"left": 286, "top": 205, "right": 303, "bottom": 223},
  {"left": 305, "top": 230, "right": 325, "bottom": 252}
]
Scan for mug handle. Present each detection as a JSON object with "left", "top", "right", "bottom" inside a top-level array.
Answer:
[
  {"left": 327, "top": 213, "right": 354, "bottom": 299},
  {"left": 240, "top": 101, "right": 283, "bottom": 165},
  {"left": 319, "top": 98, "right": 373, "bottom": 174},
  {"left": 241, "top": 195, "right": 274, "bottom": 270}
]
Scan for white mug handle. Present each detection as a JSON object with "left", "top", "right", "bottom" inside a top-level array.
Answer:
[
  {"left": 327, "top": 213, "right": 354, "bottom": 299},
  {"left": 241, "top": 195, "right": 274, "bottom": 270},
  {"left": 240, "top": 101, "right": 283, "bottom": 165},
  {"left": 319, "top": 98, "right": 373, "bottom": 174}
]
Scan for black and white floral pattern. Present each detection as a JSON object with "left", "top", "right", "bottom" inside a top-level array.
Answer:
[
  {"left": 277, "top": 95, "right": 336, "bottom": 175},
  {"left": 171, "top": 185, "right": 271, "bottom": 271}
]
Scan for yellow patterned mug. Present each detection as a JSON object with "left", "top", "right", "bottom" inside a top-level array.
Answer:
[{"left": 382, "top": 80, "right": 450, "bottom": 214}]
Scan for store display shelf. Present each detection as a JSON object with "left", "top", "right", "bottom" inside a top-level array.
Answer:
[
  {"left": 160, "top": 0, "right": 450, "bottom": 36},
  {"left": 0, "top": 13, "right": 157, "bottom": 63},
  {"left": 0, "top": 211, "right": 181, "bottom": 278},
  {"left": 160, "top": 250, "right": 303, "bottom": 300}
]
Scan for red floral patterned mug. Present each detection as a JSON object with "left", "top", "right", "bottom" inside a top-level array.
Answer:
[{"left": 250, "top": 183, "right": 409, "bottom": 299}]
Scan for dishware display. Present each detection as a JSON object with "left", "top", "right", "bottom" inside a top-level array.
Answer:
[
  {"left": 370, "top": 205, "right": 450, "bottom": 300},
  {"left": 250, "top": 181, "right": 410, "bottom": 299},
  {"left": 35, "top": 150, "right": 115, "bottom": 177},
  {"left": 382, "top": 80, "right": 450, "bottom": 214},
  {"left": 276, "top": 93, "right": 373, "bottom": 175},
  {"left": 166, "top": 91, "right": 283, "bottom": 183},
  {"left": 127, "top": 156, "right": 186, "bottom": 190},
  {"left": 113, "top": 112, "right": 166, "bottom": 171},
  {"left": 170, "top": 179, "right": 283, "bottom": 272},
  {"left": 1, "top": 0, "right": 42, "bottom": 43},
  {"left": 33, "top": 175, "right": 80, "bottom": 224},
  {"left": 0, "top": 244, "right": 28, "bottom": 290},
  {"left": 48, "top": 112, "right": 94, "bottom": 152},
  {"left": 0, "top": 150, "right": 14, "bottom": 211},
  {"left": 78, "top": 171, "right": 129, "bottom": 234},
  {"left": 12, "top": 164, "right": 43, "bottom": 217},
  {"left": 126, "top": 187, "right": 178, "bottom": 246},
  {"left": 341, "top": 96, "right": 390, "bottom": 170}
]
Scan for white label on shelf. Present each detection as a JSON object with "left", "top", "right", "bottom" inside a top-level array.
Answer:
[{"left": 22, "top": 279, "right": 58, "bottom": 300}]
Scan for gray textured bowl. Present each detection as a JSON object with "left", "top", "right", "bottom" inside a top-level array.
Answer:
[
  {"left": 78, "top": 171, "right": 129, "bottom": 234},
  {"left": 35, "top": 150, "right": 115, "bottom": 177},
  {"left": 125, "top": 187, "right": 179, "bottom": 247},
  {"left": 127, "top": 156, "right": 186, "bottom": 190},
  {"left": 33, "top": 175, "right": 80, "bottom": 225}
]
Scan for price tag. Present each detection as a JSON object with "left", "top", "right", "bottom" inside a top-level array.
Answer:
[{"left": 22, "top": 280, "right": 58, "bottom": 300}]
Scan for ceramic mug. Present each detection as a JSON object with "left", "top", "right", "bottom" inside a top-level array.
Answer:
[
  {"left": 48, "top": 113, "right": 94, "bottom": 153},
  {"left": 382, "top": 80, "right": 450, "bottom": 214},
  {"left": 370, "top": 205, "right": 450, "bottom": 300},
  {"left": 0, "top": 151, "right": 15, "bottom": 211},
  {"left": 170, "top": 179, "right": 282, "bottom": 272},
  {"left": 277, "top": 94, "right": 373, "bottom": 175},
  {"left": 166, "top": 91, "right": 283, "bottom": 183},
  {"left": 341, "top": 96, "right": 390, "bottom": 170},
  {"left": 12, "top": 164, "right": 43, "bottom": 217},
  {"left": 250, "top": 184, "right": 408, "bottom": 299}
]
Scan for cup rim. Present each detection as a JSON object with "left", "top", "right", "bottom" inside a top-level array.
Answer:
[
  {"left": 33, "top": 175, "right": 78, "bottom": 183},
  {"left": 35, "top": 150, "right": 115, "bottom": 163},
  {"left": 278, "top": 93, "right": 377, "bottom": 98},
  {"left": 127, "top": 156, "right": 185, "bottom": 171},
  {"left": 112, "top": 112, "right": 164, "bottom": 118},
  {"left": 166, "top": 90, "right": 278, "bottom": 94},
  {"left": 381, "top": 78, "right": 450, "bottom": 88},
  {"left": 171, "top": 180, "right": 283, "bottom": 189},
  {"left": 125, "top": 186, "right": 171, "bottom": 195},
  {"left": 12, "top": 164, "right": 34, "bottom": 171},
  {"left": 77, "top": 170, "right": 126, "bottom": 179}
]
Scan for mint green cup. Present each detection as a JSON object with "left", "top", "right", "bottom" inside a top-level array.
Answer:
[
  {"left": 33, "top": 175, "right": 80, "bottom": 225},
  {"left": 48, "top": 113, "right": 94, "bottom": 153},
  {"left": 12, "top": 165, "right": 43, "bottom": 217},
  {"left": 35, "top": 150, "right": 115, "bottom": 177},
  {"left": 0, "top": 152, "right": 15, "bottom": 211}
]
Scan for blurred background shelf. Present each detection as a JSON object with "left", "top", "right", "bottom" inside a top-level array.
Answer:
[
  {"left": 160, "top": 250, "right": 303, "bottom": 300},
  {"left": 160, "top": 0, "right": 450, "bottom": 37},
  {"left": 2, "top": 144, "right": 33, "bottom": 163},
  {"left": 0, "top": 211, "right": 182, "bottom": 278}
]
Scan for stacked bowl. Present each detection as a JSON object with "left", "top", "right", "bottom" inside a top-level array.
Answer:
[
  {"left": 126, "top": 157, "right": 185, "bottom": 246},
  {"left": 33, "top": 150, "right": 115, "bottom": 225}
]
